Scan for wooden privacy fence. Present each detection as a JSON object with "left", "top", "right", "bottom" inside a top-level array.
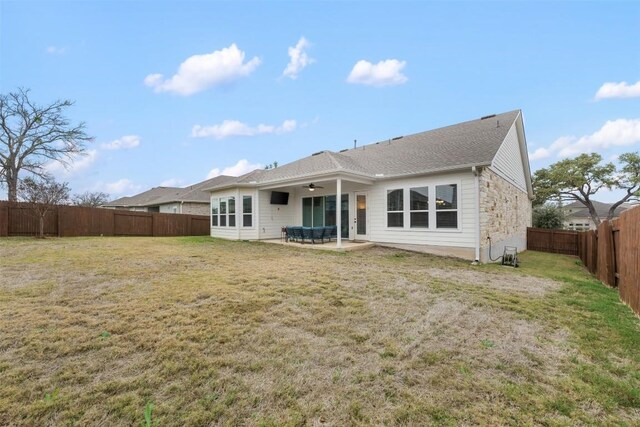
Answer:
[
  {"left": 527, "top": 228, "right": 579, "bottom": 256},
  {"left": 0, "top": 202, "right": 211, "bottom": 237},
  {"left": 527, "top": 205, "right": 640, "bottom": 316}
]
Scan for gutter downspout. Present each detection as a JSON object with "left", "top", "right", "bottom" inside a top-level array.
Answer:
[
  {"left": 180, "top": 201, "right": 184, "bottom": 214},
  {"left": 472, "top": 166, "right": 481, "bottom": 264}
]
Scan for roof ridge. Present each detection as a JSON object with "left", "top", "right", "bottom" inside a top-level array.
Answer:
[
  {"left": 339, "top": 109, "right": 521, "bottom": 154},
  {"left": 325, "top": 151, "right": 345, "bottom": 170}
]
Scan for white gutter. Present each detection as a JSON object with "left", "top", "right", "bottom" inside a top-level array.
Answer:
[{"left": 472, "top": 166, "right": 481, "bottom": 263}]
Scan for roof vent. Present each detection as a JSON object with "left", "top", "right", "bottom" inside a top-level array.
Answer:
[
  {"left": 392, "top": 136, "right": 403, "bottom": 140},
  {"left": 339, "top": 148, "right": 348, "bottom": 153},
  {"left": 481, "top": 114, "right": 496, "bottom": 120},
  {"left": 311, "top": 150, "right": 325, "bottom": 156}
]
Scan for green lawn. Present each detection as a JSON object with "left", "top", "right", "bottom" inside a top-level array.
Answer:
[{"left": 0, "top": 237, "right": 638, "bottom": 426}]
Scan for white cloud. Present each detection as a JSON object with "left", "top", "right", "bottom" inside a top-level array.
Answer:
[
  {"left": 595, "top": 81, "right": 640, "bottom": 100},
  {"left": 557, "top": 119, "right": 640, "bottom": 158},
  {"left": 101, "top": 135, "right": 141, "bottom": 150},
  {"left": 530, "top": 119, "right": 640, "bottom": 161},
  {"left": 192, "top": 119, "right": 297, "bottom": 139},
  {"left": 144, "top": 44, "right": 261, "bottom": 96},
  {"left": 347, "top": 59, "right": 408, "bottom": 87},
  {"left": 528, "top": 147, "right": 551, "bottom": 161},
  {"left": 96, "top": 179, "right": 142, "bottom": 196},
  {"left": 283, "top": 37, "right": 314, "bottom": 79},
  {"left": 207, "top": 159, "right": 262, "bottom": 179},
  {"left": 45, "top": 149, "right": 98, "bottom": 176},
  {"left": 46, "top": 46, "right": 67, "bottom": 55}
]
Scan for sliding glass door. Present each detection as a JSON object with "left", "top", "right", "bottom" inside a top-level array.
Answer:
[{"left": 302, "top": 194, "right": 349, "bottom": 238}]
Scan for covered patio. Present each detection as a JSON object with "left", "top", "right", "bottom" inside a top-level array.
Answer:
[{"left": 258, "top": 173, "right": 374, "bottom": 249}]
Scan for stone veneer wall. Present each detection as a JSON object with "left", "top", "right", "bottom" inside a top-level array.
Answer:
[
  {"left": 479, "top": 167, "right": 532, "bottom": 262},
  {"left": 181, "top": 202, "right": 210, "bottom": 216}
]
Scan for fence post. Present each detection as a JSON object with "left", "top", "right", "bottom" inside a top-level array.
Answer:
[
  {"left": 0, "top": 202, "right": 8, "bottom": 237},
  {"left": 57, "top": 205, "right": 62, "bottom": 237},
  {"left": 604, "top": 221, "right": 615, "bottom": 287}
]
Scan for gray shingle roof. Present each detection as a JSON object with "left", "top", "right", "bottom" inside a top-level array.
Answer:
[
  {"left": 104, "top": 175, "right": 235, "bottom": 207},
  {"left": 205, "top": 110, "right": 522, "bottom": 190},
  {"left": 104, "top": 186, "right": 183, "bottom": 207}
]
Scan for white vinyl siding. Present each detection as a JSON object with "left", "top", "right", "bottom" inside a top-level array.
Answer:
[
  {"left": 491, "top": 121, "right": 527, "bottom": 192},
  {"left": 367, "top": 171, "right": 477, "bottom": 248},
  {"left": 210, "top": 190, "right": 260, "bottom": 240},
  {"left": 258, "top": 189, "right": 295, "bottom": 239}
]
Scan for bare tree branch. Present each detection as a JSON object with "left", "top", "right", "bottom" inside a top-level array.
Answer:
[{"left": 0, "top": 88, "right": 93, "bottom": 201}]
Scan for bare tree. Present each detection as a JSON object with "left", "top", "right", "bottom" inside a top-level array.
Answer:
[
  {"left": 0, "top": 88, "right": 93, "bottom": 202},
  {"left": 17, "top": 176, "right": 70, "bottom": 238},
  {"left": 72, "top": 191, "right": 110, "bottom": 207}
]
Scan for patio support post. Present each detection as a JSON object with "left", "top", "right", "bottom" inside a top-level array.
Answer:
[{"left": 336, "top": 178, "right": 342, "bottom": 248}]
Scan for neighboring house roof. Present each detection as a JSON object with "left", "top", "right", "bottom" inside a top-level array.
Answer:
[
  {"left": 205, "top": 110, "right": 527, "bottom": 191},
  {"left": 564, "top": 200, "right": 632, "bottom": 220},
  {"left": 103, "top": 175, "right": 235, "bottom": 208},
  {"left": 104, "top": 186, "right": 183, "bottom": 208}
]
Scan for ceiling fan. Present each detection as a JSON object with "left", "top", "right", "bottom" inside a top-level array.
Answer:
[{"left": 302, "top": 183, "right": 324, "bottom": 192}]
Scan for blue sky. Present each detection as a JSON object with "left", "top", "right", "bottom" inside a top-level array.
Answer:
[{"left": 1, "top": 1, "right": 639, "bottom": 201}]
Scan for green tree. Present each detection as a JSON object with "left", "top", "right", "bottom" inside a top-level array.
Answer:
[
  {"left": 17, "top": 176, "right": 70, "bottom": 238},
  {"left": 532, "top": 204, "right": 566, "bottom": 229},
  {"left": 533, "top": 152, "right": 640, "bottom": 226},
  {"left": 0, "top": 88, "right": 93, "bottom": 202}
]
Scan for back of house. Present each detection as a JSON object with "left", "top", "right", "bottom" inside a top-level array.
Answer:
[{"left": 206, "top": 110, "right": 533, "bottom": 263}]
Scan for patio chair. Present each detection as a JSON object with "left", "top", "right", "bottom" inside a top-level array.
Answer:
[
  {"left": 322, "top": 226, "right": 333, "bottom": 243},
  {"left": 327, "top": 225, "right": 337, "bottom": 242},
  {"left": 285, "top": 226, "right": 295, "bottom": 242},
  {"left": 301, "top": 227, "right": 312, "bottom": 243},
  {"left": 291, "top": 226, "right": 302, "bottom": 242},
  {"left": 312, "top": 227, "right": 324, "bottom": 244}
]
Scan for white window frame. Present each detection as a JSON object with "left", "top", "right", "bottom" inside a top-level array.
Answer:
[
  {"left": 211, "top": 197, "right": 219, "bottom": 227},
  {"left": 211, "top": 196, "right": 237, "bottom": 228},
  {"left": 242, "top": 195, "right": 253, "bottom": 228},
  {"left": 409, "top": 186, "right": 429, "bottom": 229},
  {"left": 386, "top": 188, "right": 404, "bottom": 228},
  {"left": 383, "top": 179, "right": 462, "bottom": 232},
  {"left": 435, "top": 183, "right": 459, "bottom": 230}
]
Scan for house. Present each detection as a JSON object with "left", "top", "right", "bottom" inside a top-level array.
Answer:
[
  {"left": 103, "top": 175, "right": 235, "bottom": 215},
  {"left": 206, "top": 110, "right": 533, "bottom": 263},
  {"left": 563, "top": 200, "right": 633, "bottom": 230}
]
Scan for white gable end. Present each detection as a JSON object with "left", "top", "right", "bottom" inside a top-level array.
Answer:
[{"left": 490, "top": 121, "right": 527, "bottom": 193}]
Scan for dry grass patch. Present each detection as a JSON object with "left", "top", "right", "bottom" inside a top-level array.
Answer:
[{"left": 0, "top": 237, "right": 638, "bottom": 425}]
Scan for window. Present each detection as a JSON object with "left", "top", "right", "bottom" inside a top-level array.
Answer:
[
  {"left": 410, "top": 186, "right": 429, "bottom": 228},
  {"left": 212, "top": 196, "right": 236, "bottom": 227},
  {"left": 228, "top": 197, "right": 235, "bottom": 227},
  {"left": 302, "top": 196, "right": 325, "bottom": 227},
  {"left": 387, "top": 189, "right": 403, "bottom": 227},
  {"left": 436, "top": 184, "right": 458, "bottom": 228},
  {"left": 220, "top": 199, "right": 227, "bottom": 226},
  {"left": 211, "top": 198, "right": 219, "bottom": 226},
  {"left": 242, "top": 195, "right": 252, "bottom": 227},
  {"left": 302, "top": 198, "right": 313, "bottom": 226}
]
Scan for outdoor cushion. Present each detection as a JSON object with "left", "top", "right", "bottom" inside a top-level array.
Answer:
[
  {"left": 312, "top": 227, "right": 324, "bottom": 243},
  {"left": 301, "top": 227, "right": 313, "bottom": 243}
]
